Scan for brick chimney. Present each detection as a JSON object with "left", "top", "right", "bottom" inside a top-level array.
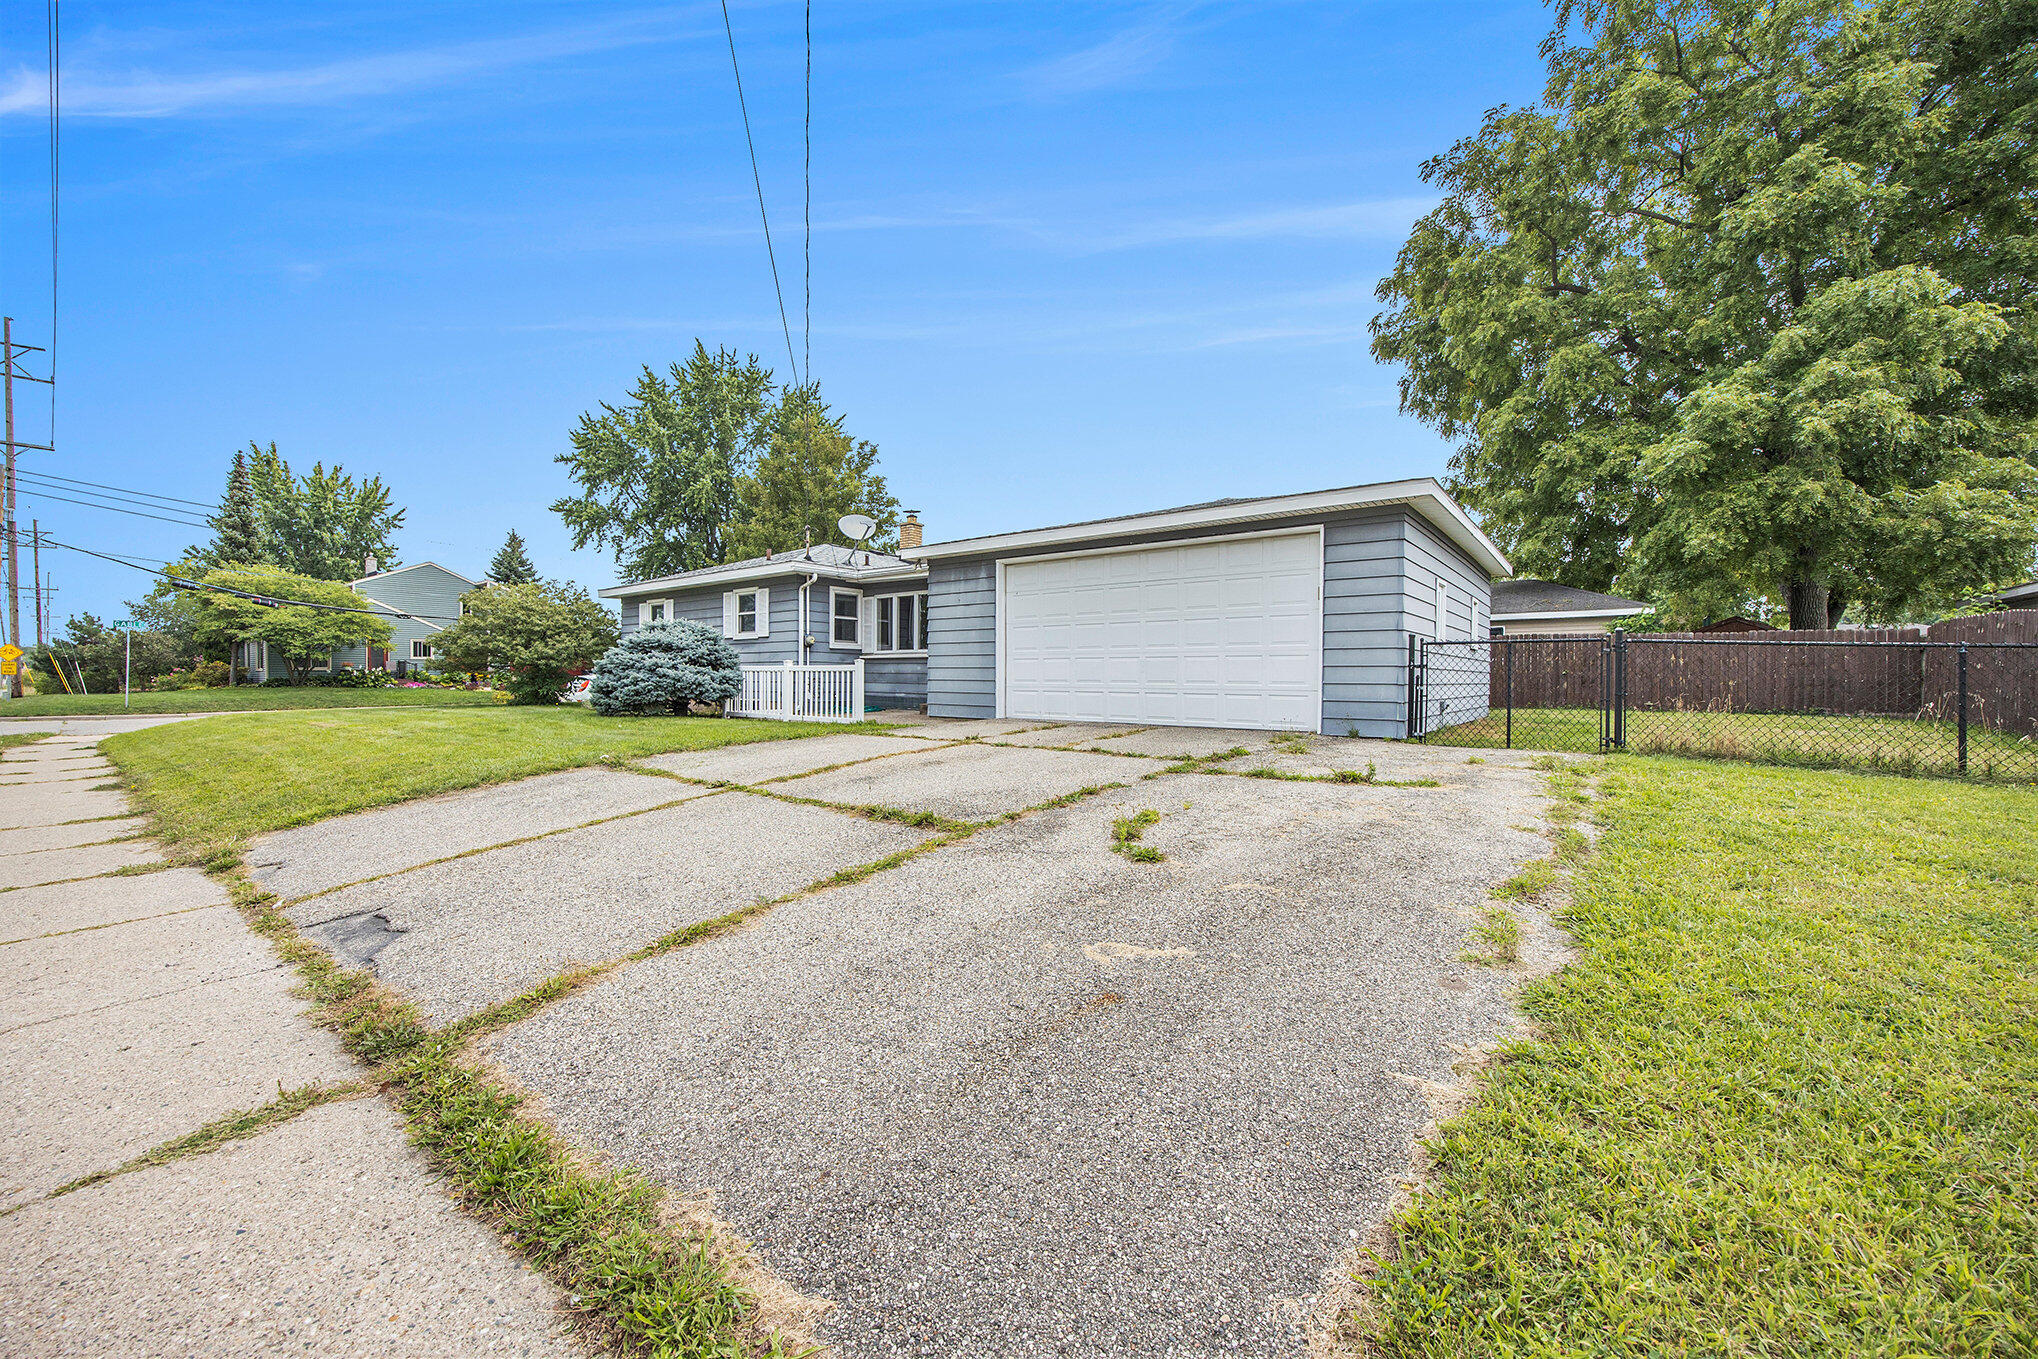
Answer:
[{"left": 898, "top": 511, "right": 923, "bottom": 552}]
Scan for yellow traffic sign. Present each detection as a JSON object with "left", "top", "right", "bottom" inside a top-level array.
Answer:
[
  {"left": 0, "top": 661, "right": 18, "bottom": 676},
  {"left": 0, "top": 644, "right": 20, "bottom": 661}
]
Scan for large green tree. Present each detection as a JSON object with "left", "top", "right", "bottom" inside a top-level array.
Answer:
[
  {"left": 193, "top": 443, "right": 405, "bottom": 581},
  {"left": 187, "top": 565, "right": 391, "bottom": 684},
  {"left": 553, "top": 343, "right": 776, "bottom": 579},
  {"left": 724, "top": 385, "right": 903, "bottom": 560},
  {"left": 1372, "top": 0, "right": 2038, "bottom": 627}
]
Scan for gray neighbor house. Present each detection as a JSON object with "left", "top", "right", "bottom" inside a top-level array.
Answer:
[
  {"left": 604, "top": 478, "right": 1510, "bottom": 738},
  {"left": 233, "top": 561, "right": 482, "bottom": 682}
]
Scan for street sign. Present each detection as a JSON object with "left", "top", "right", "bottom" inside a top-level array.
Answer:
[
  {"left": 0, "top": 662, "right": 17, "bottom": 677},
  {"left": 0, "top": 644, "right": 19, "bottom": 660},
  {"left": 108, "top": 620, "right": 144, "bottom": 631}
]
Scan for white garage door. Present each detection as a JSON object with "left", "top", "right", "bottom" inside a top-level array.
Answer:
[{"left": 1001, "top": 529, "right": 1322, "bottom": 730}]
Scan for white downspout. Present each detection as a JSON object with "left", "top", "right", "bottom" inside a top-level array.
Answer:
[{"left": 799, "top": 573, "right": 819, "bottom": 664}]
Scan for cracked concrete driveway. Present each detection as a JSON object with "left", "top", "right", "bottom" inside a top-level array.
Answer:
[{"left": 251, "top": 723, "right": 1560, "bottom": 1356}]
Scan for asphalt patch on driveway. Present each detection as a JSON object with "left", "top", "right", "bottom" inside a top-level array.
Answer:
[{"left": 490, "top": 758, "right": 1552, "bottom": 1357}]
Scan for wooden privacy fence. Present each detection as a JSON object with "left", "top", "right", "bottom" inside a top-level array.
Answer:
[{"left": 1486, "top": 610, "right": 2038, "bottom": 738}]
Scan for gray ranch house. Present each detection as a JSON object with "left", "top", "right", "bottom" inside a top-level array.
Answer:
[
  {"left": 604, "top": 479, "right": 1508, "bottom": 738},
  {"left": 233, "top": 560, "right": 483, "bottom": 681}
]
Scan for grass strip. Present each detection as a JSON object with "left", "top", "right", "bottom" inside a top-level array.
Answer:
[
  {"left": 1358, "top": 756, "right": 2038, "bottom": 1355},
  {"left": 1233, "top": 759, "right": 1441, "bottom": 787}
]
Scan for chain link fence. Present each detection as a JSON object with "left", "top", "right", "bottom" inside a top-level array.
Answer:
[{"left": 1411, "top": 630, "right": 2038, "bottom": 782}]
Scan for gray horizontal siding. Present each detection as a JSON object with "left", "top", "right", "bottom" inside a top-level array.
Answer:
[
  {"left": 1321, "top": 511, "right": 1416, "bottom": 737},
  {"left": 926, "top": 559, "right": 996, "bottom": 717}
]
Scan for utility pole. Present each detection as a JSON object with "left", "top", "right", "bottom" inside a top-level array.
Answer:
[{"left": 3, "top": 319, "right": 53, "bottom": 700}]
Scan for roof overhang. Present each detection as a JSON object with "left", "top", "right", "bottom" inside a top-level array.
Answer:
[
  {"left": 900, "top": 478, "right": 1511, "bottom": 578},
  {"left": 600, "top": 556, "right": 926, "bottom": 598},
  {"left": 1492, "top": 605, "right": 1653, "bottom": 622}
]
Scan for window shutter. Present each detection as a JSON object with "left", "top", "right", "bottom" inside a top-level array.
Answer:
[
  {"left": 755, "top": 587, "right": 770, "bottom": 637},
  {"left": 860, "top": 594, "right": 877, "bottom": 650},
  {"left": 722, "top": 592, "right": 736, "bottom": 636}
]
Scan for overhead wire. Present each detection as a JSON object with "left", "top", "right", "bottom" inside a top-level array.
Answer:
[
  {"left": 14, "top": 488, "right": 206, "bottom": 529},
  {"left": 39, "top": 537, "right": 461, "bottom": 622},
  {"left": 15, "top": 467, "right": 213, "bottom": 509},
  {"left": 46, "top": 0, "right": 58, "bottom": 442},
  {"left": 719, "top": 0, "right": 800, "bottom": 384}
]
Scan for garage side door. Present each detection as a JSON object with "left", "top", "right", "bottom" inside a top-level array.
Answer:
[{"left": 1001, "top": 530, "right": 1321, "bottom": 730}]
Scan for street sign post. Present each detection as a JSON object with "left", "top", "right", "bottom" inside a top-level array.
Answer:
[{"left": 108, "top": 621, "right": 142, "bottom": 710}]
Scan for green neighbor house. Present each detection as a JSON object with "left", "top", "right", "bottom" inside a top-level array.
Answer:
[{"left": 231, "top": 560, "right": 483, "bottom": 681}]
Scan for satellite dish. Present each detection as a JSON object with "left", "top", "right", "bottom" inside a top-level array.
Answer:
[{"left": 838, "top": 513, "right": 877, "bottom": 544}]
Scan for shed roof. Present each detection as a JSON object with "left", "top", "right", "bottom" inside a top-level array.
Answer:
[{"left": 1490, "top": 579, "right": 1651, "bottom": 618}]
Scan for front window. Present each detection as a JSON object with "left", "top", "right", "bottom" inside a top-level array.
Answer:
[
  {"left": 411, "top": 639, "right": 434, "bottom": 660},
  {"left": 645, "top": 600, "right": 669, "bottom": 626},
  {"left": 833, "top": 590, "right": 861, "bottom": 646},
  {"left": 872, "top": 593, "right": 926, "bottom": 653},
  {"left": 736, "top": 590, "right": 758, "bottom": 634}
]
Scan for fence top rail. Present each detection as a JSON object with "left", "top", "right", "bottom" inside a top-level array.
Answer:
[{"left": 1427, "top": 636, "right": 2038, "bottom": 651}]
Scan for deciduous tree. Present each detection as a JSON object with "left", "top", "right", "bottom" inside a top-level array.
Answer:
[
  {"left": 1371, "top": 0, "right": 2038, "bottom": 626},
  {"left": 187, "top": 565, "right": 391, "bottom": 683},
  {"left": 553, "top": 343, "right": 775, "bottom": 579},
  {"left": 723, "top": 385, "right": 902, "bottom": 561},
  {"left": 430, "top": 580, "right": 618, "bottom": 704}
]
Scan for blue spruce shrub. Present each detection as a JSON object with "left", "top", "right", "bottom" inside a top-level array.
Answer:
[{"left": 589, "top": 620, "right": 743, "bottom": 716}]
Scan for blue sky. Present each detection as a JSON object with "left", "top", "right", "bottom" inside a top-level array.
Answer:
[{"left": 0, "top": 1, "right": 1550, "bottom": 620}]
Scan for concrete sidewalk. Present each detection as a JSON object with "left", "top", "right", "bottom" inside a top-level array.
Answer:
[{"left": 0, "top": 733, "right": 583, "bottom": 1358}]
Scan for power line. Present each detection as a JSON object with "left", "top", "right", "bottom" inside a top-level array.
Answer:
[
  {"left": 718, "top": 0, "right": 800, "bottom": 384},
  {"left": 14, "top": 487, "right": 207, "bottom": 528},
  {"left": 40, "top": 537, "right": 462, "bottom": 622},
  {"left": 15, "top": 475, "right": 212, "bottom": 522},
  {"left": 14, "top": 466, "right": 214, "bottom": 509},
  {"left": 805, "top": 0, "right": 812, "bottom": 392}
]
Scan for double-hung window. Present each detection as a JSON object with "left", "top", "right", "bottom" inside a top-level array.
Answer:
[
  {"left": 735, "top": 591, "right": 759, "bottom": 635},
  {"left": 643, "top": 599, "right": 673, "bottom": 627},
  {"left": 411, "top": 639, "right": 435, "bottom": 661},
  {"left": 722, "top": 587, "right": 767, "bottom": 639},
  {"left": 832, "top": 590, "right": 861, "bottom": 647},
  {"left": 871, "top": 592, "right": 927, "bottom": 654}
]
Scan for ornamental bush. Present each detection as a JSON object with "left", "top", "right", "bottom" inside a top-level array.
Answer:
[{"left": 589, "top": 620, "right": 742, "bottom": 716}]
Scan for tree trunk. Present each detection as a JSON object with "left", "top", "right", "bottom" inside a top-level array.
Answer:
[
  {"left": 1825, "top": 589, "right": 1848, "bottom": 630},
  {"left": 1785, "top": 576, "right": 1830, "bottom": 631}
]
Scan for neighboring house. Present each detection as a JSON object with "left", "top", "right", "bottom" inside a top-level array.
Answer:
[
  {"left": 2000, "top": 580, "right": 2038, "bottom": 609},
  {"left": 602, "top": 531, "right": 932, "bottom": 713},
  {"left": 604, "top": 480, "right": 1507, "bottom": 736},
  {"left": 1696, "top": 615, "right": 1778, "bottom": 634},
  {"left": 232, "top": 560, "right": 484, "bottom": 681},
  {"left": 1488, "top": 580, "right": 1652, "bottom": 635}
]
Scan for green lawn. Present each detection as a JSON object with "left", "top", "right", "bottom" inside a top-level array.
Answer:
[
  {"left": 1, "top": 686, "right": 505, "bottom": 717},
  {"left": 1364, "top": 758, "right": 2038, "bottom": 1355},
  {"left": 102, "top": 706, "right": 864, "bottom": 844},
  {"left": 1426, "top": 704, "right": 2038, "bottom": 781}
]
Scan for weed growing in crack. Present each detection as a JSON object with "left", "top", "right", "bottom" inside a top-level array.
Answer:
[
  {"left": 1111, "top": 809, "right": 1166, "bottom": 863},
  {"left": 1464, "top": 906, "right": 1523, "bottom": 965}
]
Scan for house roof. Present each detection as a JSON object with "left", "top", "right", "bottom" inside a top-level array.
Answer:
[
  {"left": 2002, "top": 579, "right": 2038, "bottom": 605},
  {"left": 601, "top": 543, "right": 924, "bottom": 598},
  {"left": 350, "top": 560, "right": 484, "bottom": 590},
  {"left": 899, "top": 478, "right": 1512, "bottom": 578},
  {"left": 1490, "top": 579, "right": 1651, "bottom": 619}
]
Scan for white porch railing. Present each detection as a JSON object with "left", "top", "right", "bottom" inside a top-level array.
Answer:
[{"left": 726, "top": 660, "right": 865, "bottom": 723}]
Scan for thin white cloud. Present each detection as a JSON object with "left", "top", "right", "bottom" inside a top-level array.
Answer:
[
  {"left": 0, "top": 14, "right": 700, "bottom": 119},
  {"left": 1021, "top": 3, "right": 1201, "bottom": 97}
]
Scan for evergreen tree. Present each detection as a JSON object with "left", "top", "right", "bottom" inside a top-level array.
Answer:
[
  {"left": 198, "top": 451, "right": 264, "bottom": 568},
  {"left": 489, "top": 530, "right": 539, "bottom": 585}
]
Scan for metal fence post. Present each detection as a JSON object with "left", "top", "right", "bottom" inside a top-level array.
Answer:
[
  {"left": 1406, "top": 634, "right": 1419, "bottom": 738},
  {"left": 1616, "top": 628, "right": 1630, "bottom": 750},
  {"left": 1957, "top": 643, "right": 1969, "bottom": 774},
  {"left": 1504, "top": 637, "right": 1514, "bottom": 749}
]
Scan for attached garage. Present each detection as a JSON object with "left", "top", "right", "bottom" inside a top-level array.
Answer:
[
  {"left": 909, "top": 479, "right": 1511, "bottom": 739},
  {"left": 1000, "top": 529, "right": 1322, "bottom": 730}
]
